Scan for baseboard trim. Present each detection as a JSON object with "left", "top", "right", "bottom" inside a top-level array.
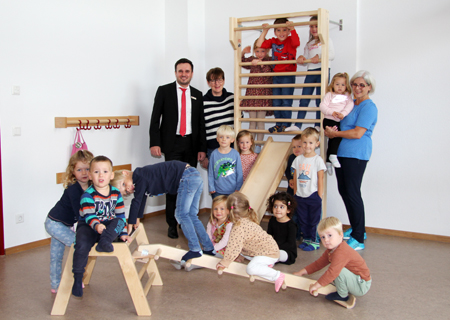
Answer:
[{"left": 5, "top": 212, "right": 448, "bottom": 255}]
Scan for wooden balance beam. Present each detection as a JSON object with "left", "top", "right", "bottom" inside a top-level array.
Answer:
[
  {"left": 138, "top": 244, "right": 336, "bottom": 296},
  {"left": 51, "top": 225, "right": 160, "bottom": 317}
]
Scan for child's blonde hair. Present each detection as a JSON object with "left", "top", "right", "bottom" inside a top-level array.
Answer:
[
  {"left": 317, "top": 216, "right": 343, "bottom": 236},
  {"left": 110, "top": 169, "right": 132, "bottom": 191},
  {"left": 63, "top": 150, "right": 94, "bottom": 188},
  {"left": 326, "top": 72, "right": 352, "bottom": 95},
  {"left": 209, "top": 195, "right": 228, "bottom": 224},
  {"left": 252, "top": 39, "right": 270, "bottom": 58},
  {"left": 216, "top": 125, "right": 235, "bottom": 140},
  {"left": 227, "top": 192, "right": 258, "bottom": 224},
  {"left": 236, "top": 130, "right": 255, "bottom": 154},
  {"left": 301, "top": 127, "right": 320, "bottom": 142},
  {"left": 308, "top": 16, "right": 320, "bottom": 45}
]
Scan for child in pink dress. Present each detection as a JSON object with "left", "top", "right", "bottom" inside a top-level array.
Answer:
[{"left": 236, "top": 130, "right": 258, "bottom": 182}]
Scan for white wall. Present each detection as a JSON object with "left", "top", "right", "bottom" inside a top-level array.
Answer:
[{"left": 1, "top": 0, "right": 448, "bottom": 249}]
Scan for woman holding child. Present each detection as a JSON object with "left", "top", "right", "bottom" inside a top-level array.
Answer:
[{"left": 324, "top": 70, "right": 377, "bottom": 251}]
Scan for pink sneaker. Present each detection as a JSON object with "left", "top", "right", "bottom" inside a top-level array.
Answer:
[
  {"left": 275, "top": 272, "right": 285, "bottom": 292},
  {"left": 51, "top": 289, "right": 57, "bottom": 294}
]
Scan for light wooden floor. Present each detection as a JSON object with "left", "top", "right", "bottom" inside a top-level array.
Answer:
[{"left": 1, "top": 213, "right": 450, "bottom": 320}]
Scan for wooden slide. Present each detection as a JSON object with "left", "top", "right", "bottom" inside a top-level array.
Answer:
[
  {"left": 240, "top": 137, "right": 292, "bottom": 221},
  {"left": 137, "top": 244, "right": 336, "bottom": 296}
]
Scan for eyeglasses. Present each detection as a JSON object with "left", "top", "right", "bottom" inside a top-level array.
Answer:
[
  {"left": 209, "top": 79, "right": 224, "bottom": 84},
  {"left": 351, "top": 83, "right": 368, "bottom": 88}
]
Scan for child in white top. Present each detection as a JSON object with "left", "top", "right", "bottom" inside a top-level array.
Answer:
[
  {"left": 236, "top": 130, "right": 258, "bottom": 182},
  {"left": 292, "top": 128, "right": 326, "bottom": 251},
  {"left": 287, "top": 16, "right": 335, "bottom": 131},
  {"left": 320, "top": 72, "right": 354, "bottom": 172},
  {"left": 216, "top": 192, "right": 286, "bottom": 292}
]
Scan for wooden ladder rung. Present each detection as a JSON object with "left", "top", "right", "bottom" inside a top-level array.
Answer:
[{"left": 143, "top": 272, "right": 156, "bottom": 296}]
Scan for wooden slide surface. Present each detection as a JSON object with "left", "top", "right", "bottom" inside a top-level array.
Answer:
[
  {"left": 138, "top": 244, "right": 336, "bottom": 296},
  {"left": 240, "top": 137, "right": 292, "bottom": 221}
]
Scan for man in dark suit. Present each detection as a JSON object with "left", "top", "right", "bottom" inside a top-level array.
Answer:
[{"left": 149, "top": 58, "right": 206, "bottom": 239}]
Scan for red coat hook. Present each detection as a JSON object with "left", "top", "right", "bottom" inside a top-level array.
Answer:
[
  {"left": 113, "top": 118, "right": 120, "bottom": 129},
  {"left": 124, "top": 118, "right": 132, "bottom": 128},
  {"left": 85, "top": 119, "right": 92, "bottom": 130},
  {"left": 94, "top": 119, "right": 101, "bottom": 130},
  {"left": 78, "top": 120, "right": 83, "bottom": 130},
  {"left": 105, "top": 119, "right": 113, "bottom": 129}
]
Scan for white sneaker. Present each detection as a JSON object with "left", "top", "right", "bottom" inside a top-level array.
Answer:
[
  {"left": 285, "top": 125, "right": 300, "bottom": 132},
  {"left": 329, "top": 155, "right": 341, "bottom": 168},
  {"left": 326, "top": 162, "right": 333, "bottom": 175}
]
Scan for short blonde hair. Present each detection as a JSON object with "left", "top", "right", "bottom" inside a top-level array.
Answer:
[
  {"left": 216, "top": 125, "right": 235, "bottom": 139},
  {"left": 110, "top": 169, "right": 132, "bottom": 190},
  {"left": 301, "top": 127, "right": 319, "bottom": 142},
  {"left": 317, "top": 217, "right": 343, "bottom": 235}
]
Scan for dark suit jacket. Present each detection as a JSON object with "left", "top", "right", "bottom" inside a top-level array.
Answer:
[{"left": 149, "top": 81, "right": 206, "bottom": 155}]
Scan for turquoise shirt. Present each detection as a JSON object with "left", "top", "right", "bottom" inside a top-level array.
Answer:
[{"left": 337, "top": 99, "right": 377, "bottom": 161}]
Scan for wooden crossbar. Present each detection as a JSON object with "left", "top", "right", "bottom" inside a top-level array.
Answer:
[
  {"left": 240, "top": 83, "right": 320, "bottom": 88},
  {"left": 240, "top": 95, "right": 320, "bottom": 100},
  {"left": 56, "top": 164, "right": 131, "bottom": 184},
  {"left": 240, "top": 71, "right": 321, "bottom": 77}
]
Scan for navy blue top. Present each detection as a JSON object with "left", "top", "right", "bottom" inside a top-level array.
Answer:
[
  {"left": 285, "top": 154, "right": 296, "bottom": 196},
  {"left": 47, "top": 182, "right": 84, "bottom": 226},
  {"left": 128, "top": 160, "right": 187, "bottom": 224}
]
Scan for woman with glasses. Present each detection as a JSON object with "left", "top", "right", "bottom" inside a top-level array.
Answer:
[{"left": 324, "top": 70, "right": 377, "bottom": 251}]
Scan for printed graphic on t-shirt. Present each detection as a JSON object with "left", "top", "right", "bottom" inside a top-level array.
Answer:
[
  {"left": 93, "top": 195, "right": 117, "bottom": 218},
  {"left": 215, "top": 159, "right": 237, "bottom": 179},
  {"left": 296, "top": 163, "right": 311, "bottom": 189}
]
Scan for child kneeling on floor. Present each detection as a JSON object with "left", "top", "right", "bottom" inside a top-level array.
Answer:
[
  {"left": 72, "top": 156, "right": 129, "bottom": 297},
  {"left": 216, "top": 192, "right": 286, "bottom": 292},
  {"left": 293, "top": 217, "right": 371, "bottom": 309}
]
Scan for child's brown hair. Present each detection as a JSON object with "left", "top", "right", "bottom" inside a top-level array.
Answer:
[
  {"left": 63, "top": 150, "right": 94, "bottom": 188},
  {"left": 236, "top": 130, "right": 255, "bottom": 154},
  {"left": 326, "top": 72, "right": 352, "bottom": 95}
]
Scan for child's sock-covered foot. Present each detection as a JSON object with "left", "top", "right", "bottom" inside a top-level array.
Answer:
[
  {"left": 96, "top": 239, "right": 114, "bottom": 253},
  {"left": 298, "top": 240, "right": 311, "bottom": 249},
  {"left": 275, "top": 272, "right": 285, "bottom": 292},
  {"left": 303, "top": 242, "right": 320, "bottom": 251},
  {"left": 72, "top": 276, "right": 83, "bottom": 297},
  {"left": 203, "top": 249, "right": 216, "bottom": 256},
  {"left": 181, "top": 250, "right": 202, "bottom": 263},
  {"left": 325, "top": 292, "right": 349, "bottom": 302},
  {"left": 329, "top": 155, "right": 341, "bottom": 168},
  {"left": 268, "top": 125, "right": 280, "bottom": 133},
  {"left": 170, "top": 260, "right": 183, "bottom": 270}
]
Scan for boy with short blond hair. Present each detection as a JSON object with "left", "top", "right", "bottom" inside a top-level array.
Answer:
[
  {"left": 208, "top": 125, "right": 243, "bottom": 199},
  {"left": 292, "top": 127, "right": 326, "bottom": 251},
  {"left": 257, "top": 18, "right": 300, "bottom": 133},
  {"left": 72, "top": 156, "right": 129, "bottom": 297},
  {"left": 294, "top": 217, "right": 371, "bottom": 309}
]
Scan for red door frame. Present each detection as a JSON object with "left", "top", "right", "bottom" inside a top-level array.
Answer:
[{"left": 0, "top": 128, "right": 5, "bottom": 255}]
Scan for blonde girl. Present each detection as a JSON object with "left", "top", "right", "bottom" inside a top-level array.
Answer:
[
  {"left": 217, "top": 192, "right": 286, "bottom": 292},
  {"left": 236, "top": 130, "right": 258, "bottom": 182},
  {"left": 44, "top": 150, "right": 94, "bottom": 293},
  {"left": 287, "top": 16, "right": 335, "bottom": 131},
  {"left": 320, "top": 73, "right": 354, "bottom": 171},
  {"left": 206, "top": 195, "right": 232, "bottom": 258},
  {"left": 240, "top": 39, "right": 273, "bottom": 150}
]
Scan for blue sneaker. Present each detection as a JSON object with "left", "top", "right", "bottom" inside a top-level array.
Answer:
[
  {"left": 343, "top": 228, "right": 367, "bottom": 240},
  {"left": 303, "top": 242, "right": 320, "bottom": 251},
  {"left": 298, "top": 239, "right": 311, "bottom": 249},
  {"left": 347, "top": 237, "right": 365, "bottom": 251}
]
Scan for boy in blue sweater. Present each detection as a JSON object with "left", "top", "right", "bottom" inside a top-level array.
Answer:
[
  {"left": 208, "top": 125, "right": 243, "bottom": 199},
  {"left": 112, "top": 161, "right": 215, "bottom": 264}
]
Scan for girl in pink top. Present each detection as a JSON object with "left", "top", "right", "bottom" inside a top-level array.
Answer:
[
  {"left": 319, "top": 72, "right": 354, "bottom": 173},
  {"left": 236, "top": 130, "right": 258, "bottom": 182}
]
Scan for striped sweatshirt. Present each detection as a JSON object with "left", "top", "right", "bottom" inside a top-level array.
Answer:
[
  {"left": 79, "top": 185, "right": 127, "bottom": 236},
  {"left": 203, "top": 88, "right": 234, "bottom": 150}
]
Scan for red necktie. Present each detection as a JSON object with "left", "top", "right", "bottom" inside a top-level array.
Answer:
[{"left": 180, "top": 88, "right": 187, "bottom": 136}]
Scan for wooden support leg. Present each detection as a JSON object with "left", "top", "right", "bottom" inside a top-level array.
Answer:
[
  {"left": 83, "top": 256, "right": 97, "bottom": 285},
  {"left": 51, "top": 246, "right": 75, "bottom": 316}
]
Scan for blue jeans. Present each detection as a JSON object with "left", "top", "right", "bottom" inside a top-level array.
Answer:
[
  {"left": 273, "top": 75, "right": 296, "bottom": 127},
  {"left": 297, "top": 68, "right": 330, "bottom": 128},
  {"left": 175, "top": 167, "right": 214, "bottom": 252},
  {"left": 44, "top": 217, "right": 76, "bottom": 290}
]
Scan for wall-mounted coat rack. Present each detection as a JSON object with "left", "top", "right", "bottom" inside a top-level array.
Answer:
[{"left": 55, "top": 116, "right": 139, "bottom": 130}]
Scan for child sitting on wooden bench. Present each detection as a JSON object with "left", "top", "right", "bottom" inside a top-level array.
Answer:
[
  {"left": 111, "top": 160, "right": 216, "bottom": 264},
  {"left": 293, "top": 217, "right": 372, "bottom": 309},
  {"left": 72, "top": 155, "right": 130, "bottom": 297}
]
